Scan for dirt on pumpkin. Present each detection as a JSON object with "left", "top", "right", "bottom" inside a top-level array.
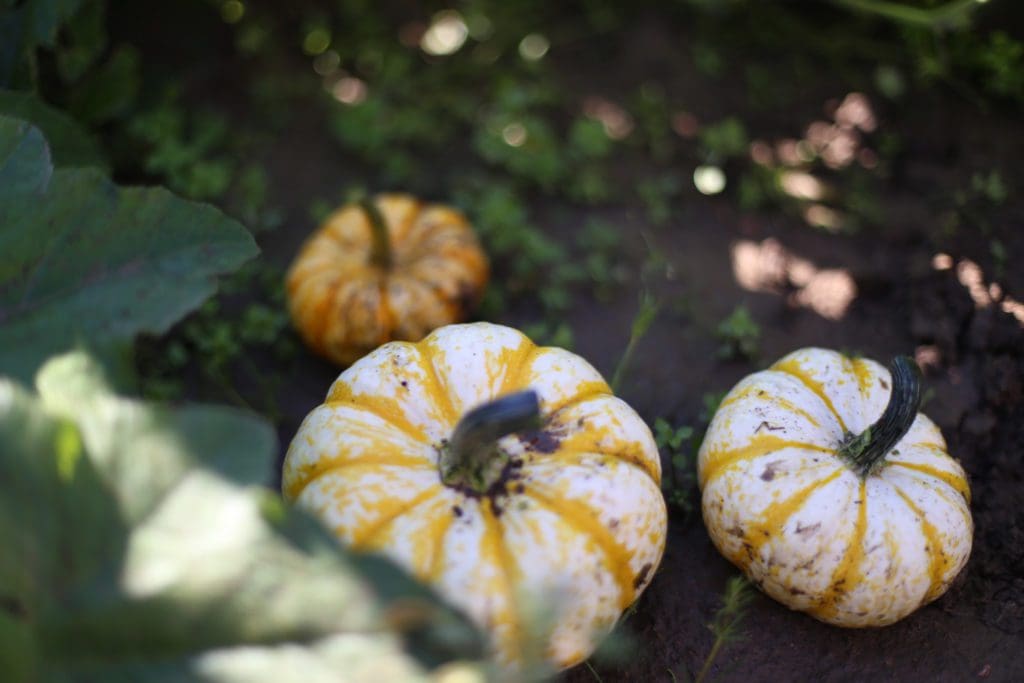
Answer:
[{"left": 120, "top": 3, "right": 1024, "bottom": 680}]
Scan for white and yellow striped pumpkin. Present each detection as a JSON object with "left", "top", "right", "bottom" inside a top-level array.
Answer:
[
  {"left": 698, "top": 347, "right": 972, "bottom": 627},
  {"left": 283, "top": 322, "right": 667, "bottom": 671}
]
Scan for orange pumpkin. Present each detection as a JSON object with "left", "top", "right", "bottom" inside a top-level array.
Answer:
[{"left": 286, "top": 193, "right": 489, "bottom": 366}]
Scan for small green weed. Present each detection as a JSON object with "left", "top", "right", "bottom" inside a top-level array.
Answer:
[
  {"left": 694, "top": 575, "right": 755, "bottom": 683},
  {"left": 700, "top": 390, "right": 728, "bottom": 424},
  {"left": 716, "top": 306, "right": 760, "bottom": 360},
  {"left": 577, "top": 220, "right": 629, "bottom": 300},
  {"left": 522, "top": 321, "right": 575, "bottom": 350},
  {"left": 655, "top": 418, "right": 697, "bottom": 513}
]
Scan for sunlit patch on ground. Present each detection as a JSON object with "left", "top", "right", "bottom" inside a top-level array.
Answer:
[
  {"left": 731, "top": 238, "right": 856, "bottom": 320},
  {"left": 741, "top": 92, "right": 883, "bottom": 232},
  {"left": 937, "top": 254, "right": 1024, "bottom": 326}
]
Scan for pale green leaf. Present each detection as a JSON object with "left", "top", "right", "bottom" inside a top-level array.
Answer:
[
  {"left": 0, "top": 354, "right": 486, "bottom": 682},
  {"left": 36, "top": 352, "right": 276, "bottom": 523}
]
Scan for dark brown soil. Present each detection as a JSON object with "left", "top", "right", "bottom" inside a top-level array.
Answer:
[{"left": 122, "top": 2, "right": 1024, "bottom": 680}]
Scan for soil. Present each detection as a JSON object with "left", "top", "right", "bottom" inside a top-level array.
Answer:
[{"left": 119, "top": 2, "right": 1024, "bottom": 681}]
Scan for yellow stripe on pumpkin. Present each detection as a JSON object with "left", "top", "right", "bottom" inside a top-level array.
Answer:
[
  {"left": 416, "top": 343, "right": 459, "bottom": 427},
  {"left": 545, "top": 380, "right": 611, "bottom": 415},
  {"left": 891, "top": 484, "right": 950, "bottom": 604},
  {"left": 719, "top": 387, "right": 821, "bottom": 428},
  {"left": 481, "top": 500, "right": 523, "bottom": 664},
  {"left": 771, "top": 358, "right": 849, "bottom": 433},
  {"left": 499, "top": 339, "right": 538, "bottom": 396},
  {"left": 284, "top": 453, "right": 434, "bottom": 501},
  {"left": 325, "top": 390, "right": 430, "bottom": 444},
  {"left": 809, "top": 480, "right": 867, "bottom": 620},
  {"left": 851, "top": 357, "right": 877, "bottom": 398},
  {"left": 728, "top": 468, "right": 844, "bottom": 568},
  {"left": 413, "top": 501, "right": 457, "bottom": 582},
  {"left": 887, "top": 461, "right": 970, "bottom": 503},
  {"left": 525, "top": 489, "right": 636, "bottom": 610},
  {"left": 700, "top": 435, "right": 835, "bottom": 488},
  {"left": 350, "top": 486, "right": 441, "bottom": 550},
  {"left": 546, "top": 446, "right": 660, "bottom": 485}
]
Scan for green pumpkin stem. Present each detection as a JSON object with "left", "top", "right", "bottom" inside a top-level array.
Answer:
[
  {"left": 440, "top": 390, "right": 541, "bottom": 494},
  {"left": 839, "top": 356, "right": 922, "bottom": 478},
  {"left": 357, "top": 196, "right": 392, "bottom": 270}
]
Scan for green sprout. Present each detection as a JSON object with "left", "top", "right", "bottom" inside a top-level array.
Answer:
[
  {"left": 716, "top": 306, "right": 760, "bottom": 360},
  {"left": 695, "top": 575, "right": 756, "bottom": 683},
  {"left": 655, "top": 418, "right": 697, "bottom": 512},
  {"left": 611, "top": 291, "right": 660, "bottom": 393}
]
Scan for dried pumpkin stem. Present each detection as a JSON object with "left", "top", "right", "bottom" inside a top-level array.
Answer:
[
  {"left": 839, "top": 356, "right": 922, "bottom": 478},
  {"left": 440, "top": 390, "right": 541, "bottom": 494},
  {"left": 357, "top": 196, "right": 392, "bottom": 270}
]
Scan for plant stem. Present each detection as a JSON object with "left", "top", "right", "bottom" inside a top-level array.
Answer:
[
  {"left": 832, "top": 0, "right": 981, "bottom": 31},
  {"left": 439, "top": 390, "right": 540, "bottom": 493},
  {"left": 694, "top": 635, "right": 724, "bottom": 683},
  {"left": 357, "top": 196, "right": 392, "bottom": 270},
  {"left": 839, "top": 356, "right": 922, "bottom": 477},
  {"left": 611, "top": 293, "right": 659, "bottom": 394}
]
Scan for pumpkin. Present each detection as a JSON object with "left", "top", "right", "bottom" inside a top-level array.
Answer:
[
  {"left": 286, "top": 193, "right": 489, "bottom": 366},
  {"left": 283, "top": 322, "right": 667, "bottom": 670},
  {"left": 698, "top": 347, "right": 972, "bottom": 627}
]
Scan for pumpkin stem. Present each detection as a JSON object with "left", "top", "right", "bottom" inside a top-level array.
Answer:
[
  {"left": 839, "top": 356, "right": 922, "bottom": 478},
  {"left": 357, "top": 196, "right": 392, "bottom": 270},
  {"left": 440, "top": 390, "right": 541, "bottom": 494}
]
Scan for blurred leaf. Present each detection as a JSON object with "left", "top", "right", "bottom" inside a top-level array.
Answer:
[
  {"left": 568, "top": 117, "right": 611, "bottom": 159},
  {"left": 23, "top": 0, "right": 87, "bottom": 47},
  {"left": 0, "top": 353, "right": 486, "bottom": 682},
  {"left": 0, "top": 115, "right": 50, "bottom": 194},
  {"left": 68, "top": 43, "right": 139, "bottom": 124},
  {"left": 35, "top": 353, "right": 275, "bottom": 522},
  {"left": 0, "top": 375, "right": 123, "bottom": 621},
  {"left": 0, "top": 0, "right": 88, "bottom": 86},
  {"left": 0, "top": 6, "right": 27, "bottom": 87},
  {"left": 0, "top": 117, "right": 258, "bottom": 384},
  {"left": 699, "top": 117, "right": 747, "bottom": 159},
  {"left": 0, "top": 89, "right": 106, "bottom": 167},
  {"left": 54, "top": 0, "right": 107, "bottom": 82}
]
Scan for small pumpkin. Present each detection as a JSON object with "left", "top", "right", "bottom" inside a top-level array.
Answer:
[
  {"left": 283, "top": 322, "right": 667, "bottom": 670},
  {"left": 286, "top": 193, "right": 489, "bottom": 366},
  {"left": 698, "top": 348, "right": 972, "bottom": 626}
]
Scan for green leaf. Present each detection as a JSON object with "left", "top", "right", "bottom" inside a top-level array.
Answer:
[
  {"left": 0, "top": 115, "right": 50, "bottom": 195},
  {"left": 0, "top": 6, "right": 28, "bottom": 87},
  {"left": 0, "top": 89, "right": 106, "bottom": 167},
  {"left": 24, "top": 0, "right": 87, "bottom": 48},
  {"left": 0, "top": 117, "right": 258, "bottom": 384},
  {"left": 0, "top": 354, "right": 485, "bottom": 682},
  {"left": 68, "top": 44, "right": 139, "bottom": 124},
  {"left": 0, "top": 378, "right": 123, "bottom": 619},
  {"left": 0, "top": 0, "right": 89, "bottom": 87},
  {"left": 35, "top": 352, "right": 276, "bottom": 522}
]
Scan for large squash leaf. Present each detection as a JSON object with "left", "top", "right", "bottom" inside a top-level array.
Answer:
[
  {"left": 0, "top": 116, "right": 258, "bottom": 383},
  {"left": 0, "top": 353, "right": 486, "bottom": 682},
  {"left": 0, "top": 115, "right": 50, "bottom": 194}
]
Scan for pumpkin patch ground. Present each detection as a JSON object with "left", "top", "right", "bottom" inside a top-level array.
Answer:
[{"left": 6, "top": 0, "right": 1023, "bottom": 680}]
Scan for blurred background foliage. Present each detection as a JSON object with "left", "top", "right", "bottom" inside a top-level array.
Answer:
[{"left": 6, "top": 0, "right": 1017, "bottom": 410}]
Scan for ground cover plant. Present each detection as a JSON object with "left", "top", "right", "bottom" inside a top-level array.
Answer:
[{"left": 1, "top": 0, "right": 1023, "bottom": 680}]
